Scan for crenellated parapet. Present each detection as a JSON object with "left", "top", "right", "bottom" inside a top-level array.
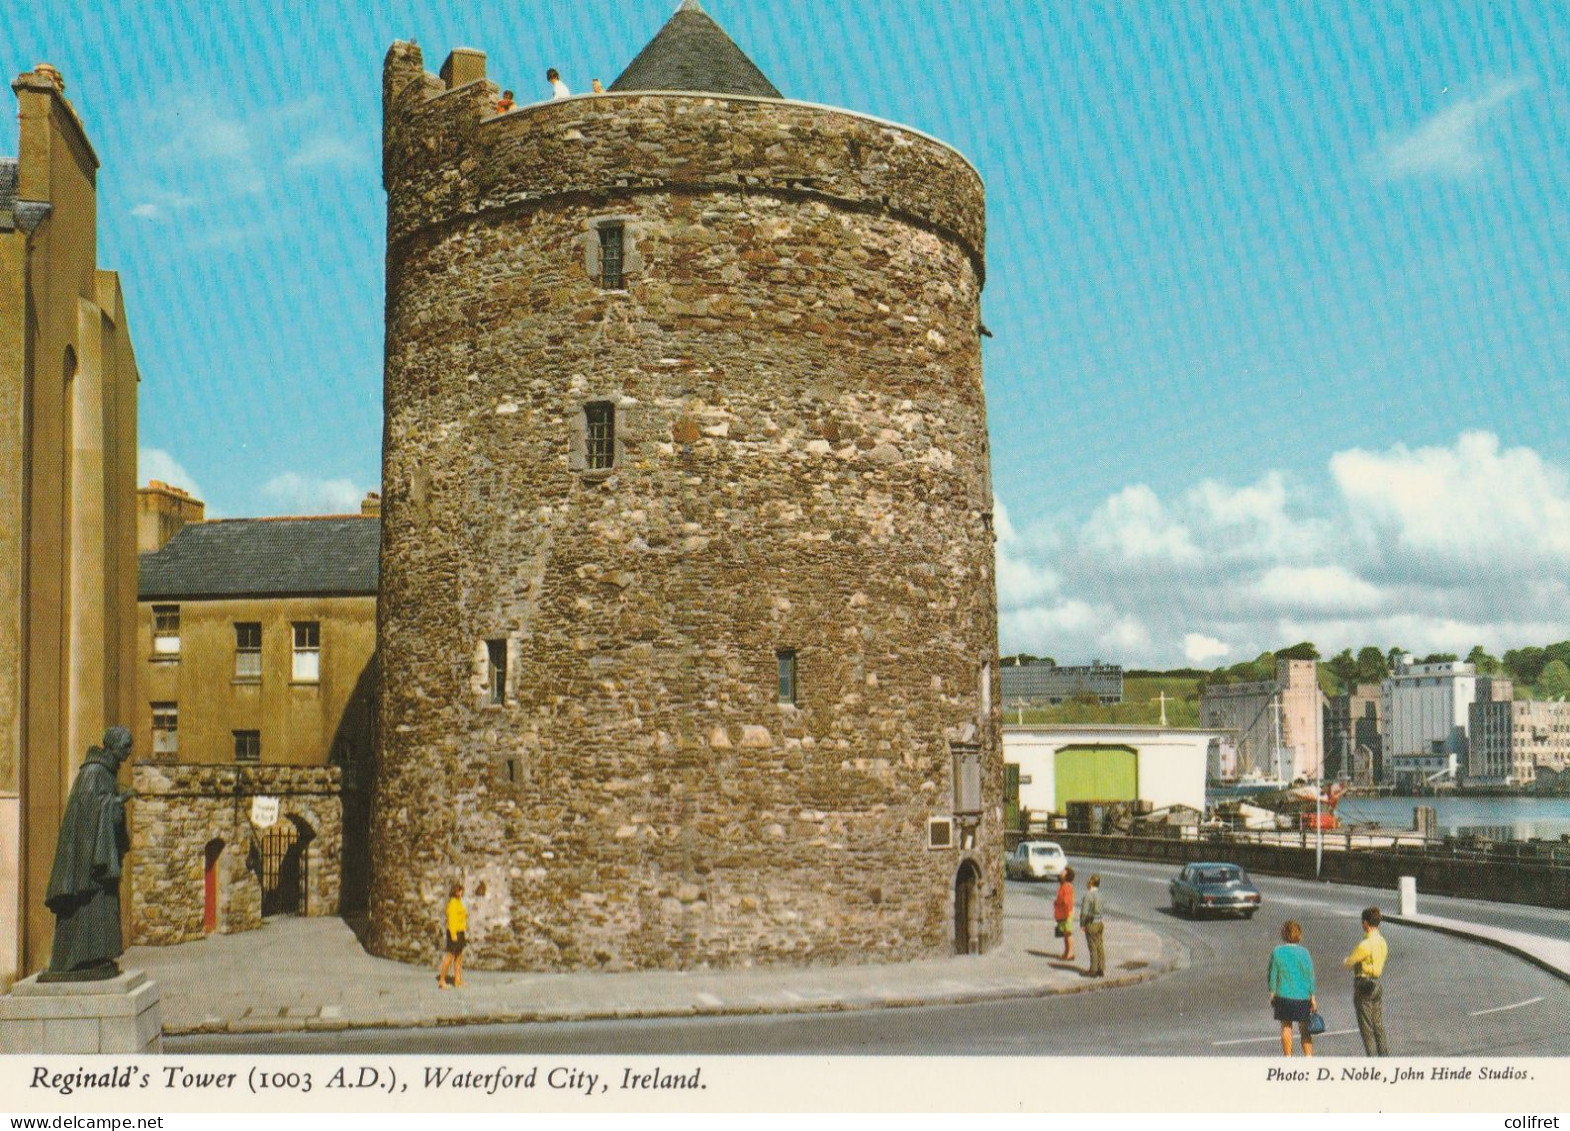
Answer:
[{"left": 381, "top": 43, "right": 985, "bottom": 281}]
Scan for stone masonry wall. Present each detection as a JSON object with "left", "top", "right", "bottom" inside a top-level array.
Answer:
[
  {"left": 369, "top": 44, "right": 1003, "bottom": 971},
  {"left": 129, "top": 763, "right": 342, "bottom": 946}
]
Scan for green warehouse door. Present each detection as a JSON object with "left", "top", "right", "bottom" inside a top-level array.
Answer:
[{"left": 1054, "top": 745, "right": 1138, "bottom": 805}]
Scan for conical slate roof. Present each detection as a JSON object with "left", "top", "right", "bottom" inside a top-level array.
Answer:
[{"left": 610, "top": 0, "right": 781, "bottom": 98}]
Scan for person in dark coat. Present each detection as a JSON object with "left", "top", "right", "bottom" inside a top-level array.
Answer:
[{"left": 42, "top": 726, "right": 134, "bottom": 981}]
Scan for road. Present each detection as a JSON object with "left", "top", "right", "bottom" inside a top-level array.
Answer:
[{"left": 171, "top": 858, "right": 1569, "bottom": 1055}]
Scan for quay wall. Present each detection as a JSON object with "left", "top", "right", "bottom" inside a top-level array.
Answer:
[{"left": 1053, "top": 833, "right": 1570, "bottom": 912}]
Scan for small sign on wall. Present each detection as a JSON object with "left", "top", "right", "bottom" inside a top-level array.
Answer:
[{"left": 250, "top": 795, "right": 280, "bottom": 829}]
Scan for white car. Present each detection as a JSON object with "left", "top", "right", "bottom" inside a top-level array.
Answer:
[{"left": 1005, "top": 840, "right": 1069, "bottom": 881}]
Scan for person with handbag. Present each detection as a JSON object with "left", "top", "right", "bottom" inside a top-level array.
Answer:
[
  {"left": 1053, "top": 867, "right": 1076, "bottom": 961},
  {"left": 1343, "top": 906, "right": 1390, "bottom": 1055},
  {"left": 1268, "top": 919, "right": 1317, "bottom": 1056}
]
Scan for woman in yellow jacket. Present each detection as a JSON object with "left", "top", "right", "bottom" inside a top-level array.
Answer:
[{"left": 438, "top": 882, "right": 466, "bottom": 989}]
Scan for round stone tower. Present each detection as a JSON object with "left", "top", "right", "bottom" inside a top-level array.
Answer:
[{"left": 370, "top": 1, "right": 1003, "bottom": 971}]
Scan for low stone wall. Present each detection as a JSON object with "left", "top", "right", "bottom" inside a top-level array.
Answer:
[
  {"left": 128, "top": 763, "right": 343, "bottom": 946},
  {"left": 1053, "top": 833, "right": 1570, "bottom": 911}
]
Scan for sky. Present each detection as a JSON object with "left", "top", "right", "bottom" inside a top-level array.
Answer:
[{"left": 5, "top": 1, "right": 1569, "bottom": 670}]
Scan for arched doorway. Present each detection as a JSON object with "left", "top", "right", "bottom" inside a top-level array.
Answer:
[
  {"left": 202, "top": 839, "right": 224, "bottom": 933},
  {"left": 953, "top": 859, "right": 981, "bottom": 955},
  {"left": 257, "top": 816, "right": 314, "bottom": 917}
]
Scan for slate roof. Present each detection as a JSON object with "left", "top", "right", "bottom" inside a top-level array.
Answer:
[
  {"left": 139, "top": 517, "right": 381, "bottom": 599},
  {"left": 610, "top": 0, "right": 781, "bottom": 99}
]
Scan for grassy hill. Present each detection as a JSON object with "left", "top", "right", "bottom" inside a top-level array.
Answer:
[{"left": 1006, "top": 674, "right": 1203, "bottom": 727}]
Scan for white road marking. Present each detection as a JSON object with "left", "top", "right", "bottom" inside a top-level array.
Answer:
[
  {"left": 1469, "top": 996, "right": 1542, "bottom": 1017},
  {"left": 1212, "top": 1028, "right": 1360, "bottom": 1046}
]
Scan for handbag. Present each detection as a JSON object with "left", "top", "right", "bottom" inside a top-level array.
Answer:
[{"left": 1307, "top": 1010, "right": 1326, "bottom": 1036}]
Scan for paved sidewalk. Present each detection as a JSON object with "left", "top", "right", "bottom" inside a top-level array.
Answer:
[
  {"left": 1386, "top": 911, "right": 1570, "bottom": 983},
  {"left": 125, "top": 908, "right": 1177, "bottom": 1035}
]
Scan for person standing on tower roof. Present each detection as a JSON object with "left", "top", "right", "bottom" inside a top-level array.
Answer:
[
  {"left": 495, "top": 90, "right": 515, "bottom": 113},
  {"left": 547, "top": 68, "right": 570, "bottom": 99}
]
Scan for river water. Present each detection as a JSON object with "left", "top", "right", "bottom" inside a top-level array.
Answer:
[{"left": 1328, "top": 794, "right": 1570, "bottom": 841}]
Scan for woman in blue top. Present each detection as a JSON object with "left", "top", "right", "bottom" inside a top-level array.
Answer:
[{"left": 1268, "top": 920, "right": 1317, "bottom": 1056}]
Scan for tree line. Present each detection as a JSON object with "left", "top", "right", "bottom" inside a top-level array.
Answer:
[
  {"left": 1202, "top": 640, "right": 1570, "bottom": 699},
  {"left": 1000, "top": 641, "right": 1570, "bottom": 700}
]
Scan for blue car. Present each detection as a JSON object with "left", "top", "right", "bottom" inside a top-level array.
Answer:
[{"left": 1169, "top": 862, "right": 1262, "bottom": 919}]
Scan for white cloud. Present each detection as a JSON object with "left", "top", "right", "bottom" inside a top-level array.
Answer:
[
  {"left": 1371, "top": 78, "right": 1530, "bottom": 180},
  {"left": 1251, "top": 565, "right": 1383, "bottom": 612},
  {"left": 128, "top": 188, "right": 197, "bottom": 222},
  {"left": 998, "top": 431, "right": 1570, "bottom": 669},
  {"left": 125, "top": 96, "right": 366, "bottom": 246},
  {"left": 286, "top": 135, "right": 364, "bottom": 170},
  {"left": 137, "top": 448, "right": 207, "bottom": 508},
  {"left": 1080, "top": 484, "right": 1200, "bottom": 565},
  {"left": 1184, "top": 472, "right": 1327, "bottom": 564},
  {"left": 153, "top": 101, "right": 266, "bottom": 194},
  {"left": 1330, "top": 430, "right": 1570, "bottom": 566},
  {"left": 994, "top": 500, "right": 1061, "bottom": 609},
  {"left": 1184, "top": 633, "right": 1231, "bottom": 665},
  {"left": 259, "top": 472, "right": 366, "bottom": 516}
]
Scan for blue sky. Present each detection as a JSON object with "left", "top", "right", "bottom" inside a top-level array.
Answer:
[{"left": 6, "top": 1, "right": 1569, "bottom": 668}]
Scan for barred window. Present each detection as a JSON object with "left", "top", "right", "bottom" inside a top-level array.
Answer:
[
  {"left": 233, "top": 730, "right": 260, "bottom": 763},
  {"left": 153, "top": 605, "right": 180, "bottom": 655},
  {"left": 152, "top": 702, "right": 178, "bottom": 757},
  {"left": 585, "top": 402, "right": 615, "bottom": 471},
  {"left": 598, "top": 223, "right": 625, "bottom": 289},
  {"left": 235, "top": 622, "right": 262, "bottom": 680}
]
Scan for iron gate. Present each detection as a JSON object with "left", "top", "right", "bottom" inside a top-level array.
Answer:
[{"left": 256, "top": 822, "right": 310, "bottom": 917}]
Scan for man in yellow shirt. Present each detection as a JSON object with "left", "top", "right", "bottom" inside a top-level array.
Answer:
[
  {"left": 1343, "top": 906, "right": 1389, "bottom": 1055},
  {"left": 438, "top": 883, "right": 467, "bottom": 989}
]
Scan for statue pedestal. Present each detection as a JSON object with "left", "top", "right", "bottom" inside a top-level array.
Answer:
[{"left": 0, "top": 969, "right": 161, "bottom": 1053}]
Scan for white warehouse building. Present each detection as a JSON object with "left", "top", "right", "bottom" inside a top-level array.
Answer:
[
  {"left": 1004, "top": 725, "right": 1219, "bottom": 816},
  {"left": 1381, "top": 657, "right": 1478, "bottom": 786}
]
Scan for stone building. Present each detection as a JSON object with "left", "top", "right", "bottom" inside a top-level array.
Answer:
[
  {"left": 1382, "top": 656, "right": 1477, "bottom": 787},
  {"left": 1468, "top": 679, "right": 1570, "bottom": 788},
  {"left": 1199, "top": 659, "right": 1326, "bottom": 782},
  {"left": 1323, "top": 682, "right": 1382, "bottom": 783},
  {"left": 129, "top": 508, "right": 378, "bottom": 944},
  {"left": 371, "top": 1, "right": 1003, "bottom": 971},
  {"left": 1, "top": 65, "right": 140, "bottom": 986}
]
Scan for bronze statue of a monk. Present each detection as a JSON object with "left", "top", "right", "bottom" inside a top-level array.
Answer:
[{"left": 41, "top": 726, "right": 134, "bottom": 981}]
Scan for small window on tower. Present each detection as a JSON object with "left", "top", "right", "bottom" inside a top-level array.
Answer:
[
  {"left": 777, "top": 650, "right": 798, "bottom": 706},
  {"left": 598, "top": 223, "right": 625, "bottom": 289},
  {"left": 585, "top": 402, "right": 616, "bottom": 470},
  {"left": 487, "top": 639, "right": 507, "bottom": 705}
]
